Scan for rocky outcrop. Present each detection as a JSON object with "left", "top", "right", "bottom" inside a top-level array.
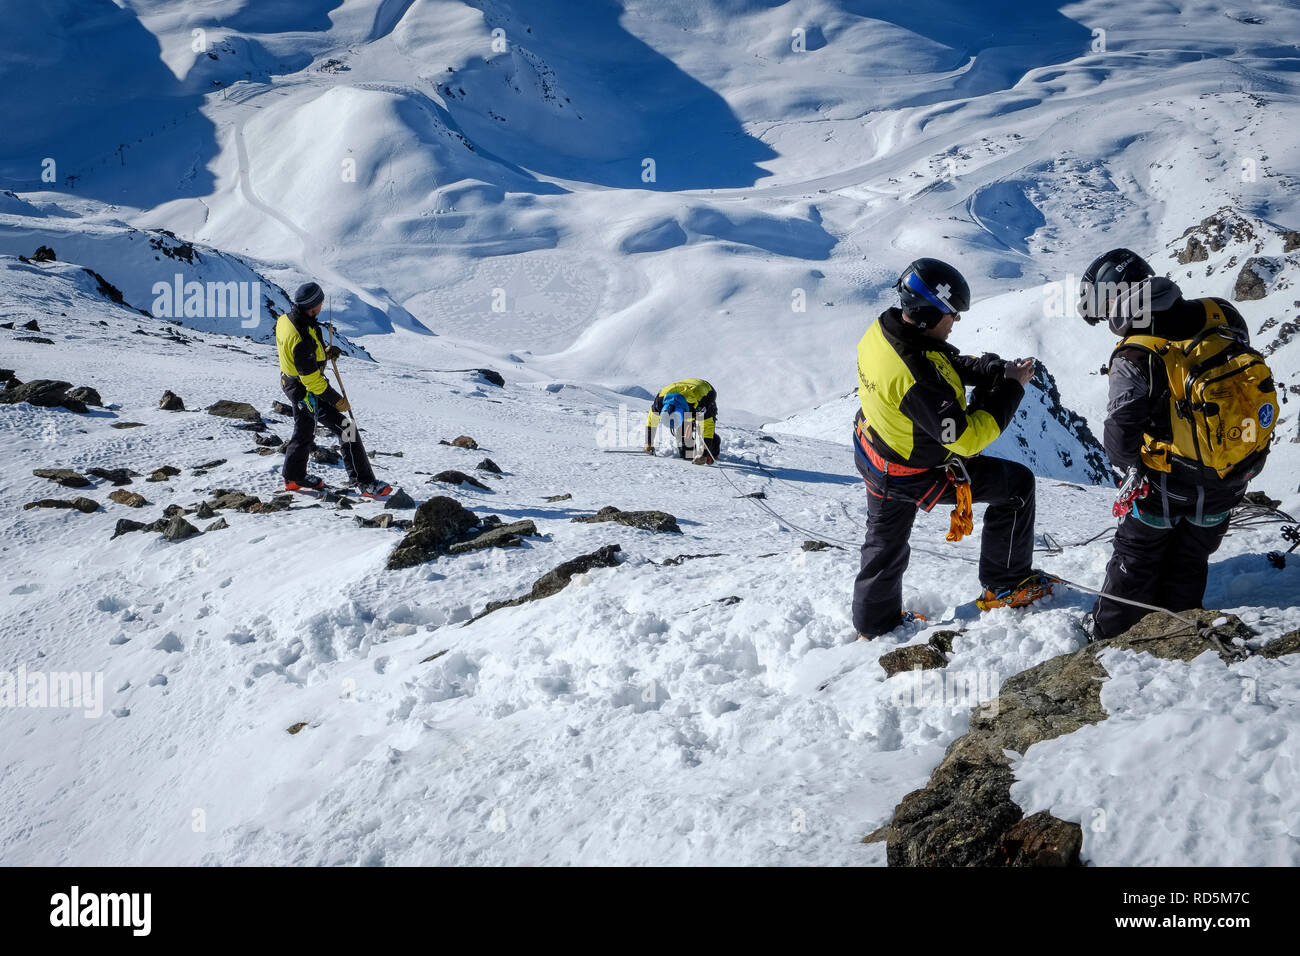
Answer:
[
  {"left": 386, "top": 497, "right": 481, "bottom": 570},
  {"left": 572, "top": 506, "right": 681, "bottom": 534},
  {"left": 23, "top": 497, "right": 98, "bottom": 514},
  {"left": 471, "top": 544, "right": 621, "bottom": 621},
  {"left": 158, "top": 391, "right": 185, "bottom": 411},
  {"left": 450, "top": 435, "right": 478, "bottom": 449},
  {"left": 476, "top": 458, "right": 502, "bottom": 474},
  {"left": 879, "top": 641, "right": 949, "bottom": 677},
  {"left": 0, "top": 381, "right": 87, "bottom": 412},
  {"left": 108, "top": 490, "right": 147, "bottom": 508},
  {"left": 65, "top": 386, "right": 102, "bottom": 407},
  {"left": 431, "top": 470, "right": 490, "bottom": 490},
  {"left": 87, "top": 467, "right": 135, "bottom": 486},
  {"left": 866, "top": 609, "right": 1254, "bottom": 866},
  {"left": 146, "top": 466, "right": 180, "bottom": 483},
  {"left": 448, "top": 519, "right": 538, "bottom": 555},
  {"left": 33, "top": 468, "right": 91, "bottom": 488},
  {"left": 1233, "top": 257, "right": 1276, "bottom": 301},
  {"left": 384, "top": 488, "right": 416, "bottom": 510},
  {"left": 207, "top": 399, "right": 261, "bottom": 422}
]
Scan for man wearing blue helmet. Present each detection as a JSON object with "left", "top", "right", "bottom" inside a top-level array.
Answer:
[
  {"left": 852, "top": 259, "right": 1050, "bottom": 639},
  {"left": 644, "top": 378, "right": 719, "bottom": 464}
]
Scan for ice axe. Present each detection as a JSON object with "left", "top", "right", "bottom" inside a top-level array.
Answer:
[{"left": 326, "top": 301, "right": 360, "bottom": 444}]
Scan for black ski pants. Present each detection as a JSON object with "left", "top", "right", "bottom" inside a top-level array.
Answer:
[
  {"left": 281, "top": 375, "right": 375, "bottom": 485},
  {"left": 1091, "top": 509, "right": 1231, "bottom": 640},
  {"left": 852, "top": 455, "right": 1036, "bottom": 637}
]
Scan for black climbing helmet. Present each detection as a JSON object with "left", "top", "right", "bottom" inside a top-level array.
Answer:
[
  {"left": 896, "top": 258, "right": 970, "bottom": 329},
  {"left": 1077, "top": 249, "right": 1154, "bottom": 325}
]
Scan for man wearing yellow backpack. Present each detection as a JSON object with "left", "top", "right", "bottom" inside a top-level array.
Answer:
[{"left": 1078, "top": 249, "right": 1276, "bottom": 641}]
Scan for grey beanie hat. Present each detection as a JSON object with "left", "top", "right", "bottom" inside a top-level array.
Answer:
[{"left": 293, "top": 282, "right": 325, "bottom": 310}]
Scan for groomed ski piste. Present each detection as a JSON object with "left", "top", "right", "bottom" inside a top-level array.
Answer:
[{"left": 2, "top": 0, "right": 1300, "bottom": 866}]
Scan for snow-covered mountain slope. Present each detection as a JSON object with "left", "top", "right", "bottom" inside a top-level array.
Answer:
[
  {"left": 2, "top": 254, "right": 1298, "bottom": 866},
  {"left": 3, "top": 0, "right": 1300, "bottom": 866},
  {"left": 3, "top": 0, "right": 1298, "bottom": 423}
]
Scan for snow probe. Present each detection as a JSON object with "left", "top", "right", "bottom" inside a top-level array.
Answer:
[{"left": 326, "top": 308, "right": 360, "bottom": 443}]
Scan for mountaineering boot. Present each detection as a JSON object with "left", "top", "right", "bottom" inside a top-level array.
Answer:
[
  {"left": 285, "top": 474, "right": 326, "bottom": 492},
  {"left": 976, "top": 571, "right": 1055, "bottom": 611},
  {"left": 357, "top": 480, "right": 392, "bottom": 500},
  {"left": 857, "top": 610, "right": 927, "bottom": 641}
]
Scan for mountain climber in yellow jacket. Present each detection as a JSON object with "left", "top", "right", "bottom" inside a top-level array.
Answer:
[
  {"left": 644, "top": 378, "right": 719, "bottom": 464},
  {"left": 853, "top": 259, "right": 1050, "bottom": 639},
  {"left": 276, "top": 281, "right": 390, "bottom": 498}
]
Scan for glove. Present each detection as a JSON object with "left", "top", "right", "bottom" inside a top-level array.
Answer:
[
  {"left": 969, "top": 352, "right": 1007, "bottom": 384},
  {"left": 335, "top": 397, "right": 351, "bottom": 413},
  {"left": 324, "top": 345, "right": 342, "bottom": 361}
]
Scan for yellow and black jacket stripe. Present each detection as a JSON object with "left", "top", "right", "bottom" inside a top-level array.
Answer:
[
  {"left": 646, "top": 378, "right": 717, "bottom": 445},
  {"left": 856, "top": 308, "right": 1022, "bottom": 470},
  {"left": 276, "top": 308, "right": 339, "bottom": 402}
]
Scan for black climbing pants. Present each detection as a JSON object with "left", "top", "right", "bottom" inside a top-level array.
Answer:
[
  {"left": 1091, "top": 506, "right": 1232, "bottom": 640},
  {"left": 852, "top": 455, "right": 1036, "bottom": 637},
  {"left": 281, "top": 375, "right": 374, "bottom": 485}
]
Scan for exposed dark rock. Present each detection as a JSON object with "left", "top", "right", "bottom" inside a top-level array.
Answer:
[
  {"left": 270, "top": 400, "right": 294, "bottom": 416},
  {"left": 111, "top": 421, "right": 145, "bottom": 429},
  {"left": 451, "top": 435, "right": 478, "bottom": 449},
  {"left": 23, "top": 497, "right": 98, "bottom": 514},
  {"left": 572, "top": 506, "right": 681, "bottom": 534},
  {"left": 162, "top": 504, "right": 188, "bottom": 519},
  {"left": 33, "top": 468, "right": 91, "bottom": 488},
  {"left": 254, "top": 433, "right": 283, "bottom": 448},
  {"left": 355, "top": 513, "right": 399, "bottom": 529},
  {"left": 87, "top": 467, "right": 135, "bottom": 485},
  {"left": 14, "top": 336, "right": 54, "bottom": 345},
  {"left": 476, "top": 369, "right": 505, "bottom": 387},
  {"left": 448, "top": 520, "right": 538, "bottom": 555},
  {"left": 0, "top": 380, "right": 84, "bottom": 412},
  {"left": 659, "top": 553, "right": 723, "bottom": 566},
  {"left": 1233, "top": 257, "right": 1273, "bottom": 301},
  {"left": 1175, "top": 234, "right": 1208, "bottom": 265},
  {"left": 0, "top": 369, "right": 16, "bottom": 386},
  {"left": 287, "top": 722, "right": 308, "bottom": 735},
  {"left": 384, "top": 488, "right": 416, "bottom": 510},
  {"left": 194, "top": 500, "right": 216, "bottom": 520},
  {"left": 1255, "top": 630, "right": 1300, "bottom": 659},
  {"left": 207, "top": 399, "right": 261, "bottom": 422},
  {"left": 1241, "top": 490, "right": 1282, "bottom": 510},
  {"left": 928, "top": 630, "right": 961, "bottom": 655},
  {"left": 159, "top": 391, "right": 185, "bottom": 411},
  {"left": 867, "top": 609, "right": 1253, "bottom": 866},
  {"left": 757, "top": 435, "right": 779, "bottom": 444},
  {"left": 421, "top": 650, "right": 449, "bottom": 664},
  {"left": 386, "top": 496, "right": 481, "bottom": 570},
  {"left": 108, "top": 490, "right": 147, "bottom": 508},
  {"left": 431, "top": 469, "right": 490, "bottom": 490},
  {"left": 32, "top": 245, "right": 55, "bottom": 262},
  {"left": 476, "top": 458, "right": 502, "bottom": 474},
  {"left": 473, "top": 544, "right": 621, "bottom": 620},
  {"left": 146, "top": 466, "right": 181, "bottom": 483},
  {"left": 65, "top": 385, "right": 102, "bottom": 406},
  {"left": 209, "top": 490, "right": 261, "bottom": 512},
  {"left": 21, "top": 319, "right": 41, "bottom": 331},
  {"left": 161, "top": 516, "right": 200, "bottom": 541},
  {"left": 543, "top": 493, "right": 572, "bottom": 502},
  {"left": 879, "top": 643, "right": 948, "bottom": 677},
  {"left": 1000, "top": 811, "right": 1085, "bottom": 867},
  {"left": 205, "top": 517, "right": 230, "bottom": 532},
  {"left": 311, "top": 446, "right": 341, "bottom": 465},
  {"left": 802, "top": 539, "right": 840, "bottom": 552},
  {"left": 112, "top": 518, "right": 147, "bottom": 538},
  {"left": 336, "top": 498, "right": 354, "bottom": 511},
  {"left": 248, "top": 494, "right": 293, "bottom": 514}
]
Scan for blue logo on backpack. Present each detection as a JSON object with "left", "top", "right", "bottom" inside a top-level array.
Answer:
[{"left": 1259, "top": 403, "right": 1274, "bottom": 428}]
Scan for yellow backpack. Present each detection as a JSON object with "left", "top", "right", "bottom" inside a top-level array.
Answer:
[{"left": 1117, "top": 300, "right": 1276, "bottom": 481}]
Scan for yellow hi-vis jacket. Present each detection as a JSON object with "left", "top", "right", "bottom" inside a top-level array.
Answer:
[
  {"left": 646, "top": 378, "right": 717, "bottom": 439},
  {"left": 276, "top": 309, "right": 334, "bottom": 397},
  {"left": 855, "top": 309, "right": 1023, "bottom": 469}
]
